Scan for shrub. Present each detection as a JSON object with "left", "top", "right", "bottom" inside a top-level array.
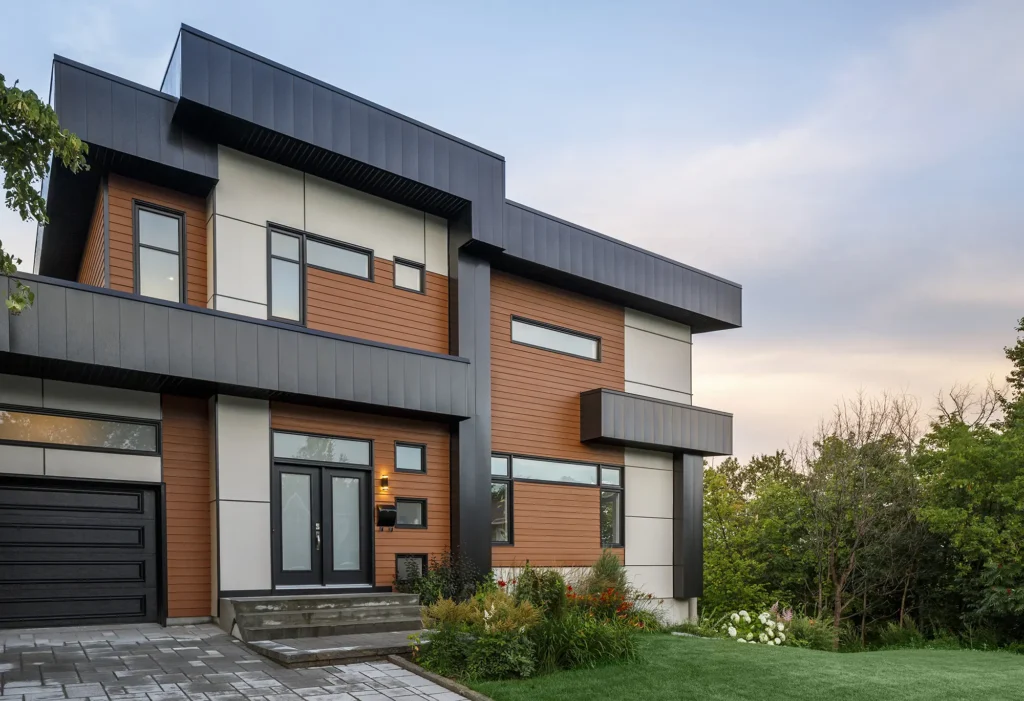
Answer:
[
  {"left": 395, "top": 551, "right": 482, "bottom": 605},
  {"left": 514, "top": 564, "right": 568, "bottom": 618},
  {"left": 876, "top": 618, "right": 927, "bottom": 649},
  {"left": 719, "top": 609, "right": 791, "bottom": 646},
  {"left": 415, "top": 625, "right": 474, "bottom": 679},
  {"left": 582, "top": 550, "right": 629, "bottom": 595},
  {"left": 467, "top": 633, "right": 537, "bottom": 679},
  {"left": 532, "top": 608, "right": 638, "bottom": 673},
  {"left": 422, "top": 598, "right": 481, "bottom": 629},
  {"left": 787, "top": 615, "right": 836, "bottom": 651},
  {"left": 478, "top": 591, "right": 541, "bottom": 634}
]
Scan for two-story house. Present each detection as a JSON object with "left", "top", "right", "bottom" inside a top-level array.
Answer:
[{"left": 0, "top": 26, "right": 739, "bottom": 631}]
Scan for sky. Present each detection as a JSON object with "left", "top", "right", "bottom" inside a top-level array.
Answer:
[{"left": 2, "top": 0, "right": 1022, "bottom": 461}]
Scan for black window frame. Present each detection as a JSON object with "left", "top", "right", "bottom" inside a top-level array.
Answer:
[
  {"left": 393, "top": 257, "right": 426, "bottom": 294},
  {"left": 394, "top": 442, "right": 427, "bottom": 474},
  {"left": 394, "top": 497, "right": 428, "bottom": 529},
  {"left": 267, "top": 224, "right": 307, "bottom": 325},
  {"left": 490, "top": 453, "right": 514, "bottom": 546},
  {"left": 395, "top": 553, "right": 428, "bottom": 581},
  {"left": 306, "top": 234, "right": 375, "bottom": 282},
  {"left": 0, "top": 404, "right": 162, "bottom": 457},
  {"left": 599, "top": 465, "right": 625, "bottom": 548},
  {"left": 510, "top": 316, "right": 602, "bottom": 361},
  {"left": 133, "top": 200, "right": 186, "bottom": 304},
  {"left": 510, "top": 454, "right": 600, "bottom": 486}
]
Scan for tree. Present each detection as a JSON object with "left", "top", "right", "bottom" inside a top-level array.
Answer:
[{"left": 1, "top": 72, "right": 88, "bottom": 312}]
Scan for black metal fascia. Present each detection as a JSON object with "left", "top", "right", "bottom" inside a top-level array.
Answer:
[
  {"left": 580, "top": 388, "right": 733, "bottom": 456},
  {"left": 0, "top": 275, "right": 472, "bottom": 421}
]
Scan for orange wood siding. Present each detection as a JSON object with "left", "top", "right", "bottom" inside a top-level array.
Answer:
[
  {"left": 270, "top": 402, "right": 450, "bottom": 587},
  {"left": 491, "top": 270, "right": 625, "bottom": 464},
  {"left": 77, "top": 186, "right": 106, "bottom": 287},
  {"left": 306, "top": 259, "right": 448, "bottom": 354},
  {"left": 161, "top": 395, "right": 211, "bottom": 618},
  {"left": 492, "top": 482, "right": 609, "bottom": 567},
  {"left": 107, "top": 174, "right": 207, "bottom": 306}
]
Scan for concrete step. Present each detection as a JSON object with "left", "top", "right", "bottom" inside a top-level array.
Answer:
[
  {"left": 242, "top": 616, "right": 424, "bottom": 642},
  {"left": 246, "top": 629, "right": 428, "bottom": 668},
  {"left": 228, "top": 592, "right": 419, "bottom": 614},
  {"left": 235, "top": 603, "right": 423, "bottom": 629}
]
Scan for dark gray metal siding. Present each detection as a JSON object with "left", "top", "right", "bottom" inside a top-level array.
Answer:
[
  {"left": 580, "top": 389, "right": 733, "bottom": 456},
  {"left": 505, "top": 202, "right": 742, "bottom": 332},
  {"left": 1, "top": 277, "right": 471, "bottom": 420},
  {"left": 673, "top": 453, "right": 704, "bottom": 599},
  {"left": 173, "top": 26, "right": 505, "bottom": 247},
  {"left": 52, "top": 58, "right": 217, "bottom": 181}
]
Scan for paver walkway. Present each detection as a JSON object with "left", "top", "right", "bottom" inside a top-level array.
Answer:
[{"left": 0, "top": 624, "right": 465, "bottom": 701}]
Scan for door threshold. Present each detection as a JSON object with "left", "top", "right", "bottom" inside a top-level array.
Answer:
[{"left": 274, "top": 584, "right": 374, "bottom": 590}]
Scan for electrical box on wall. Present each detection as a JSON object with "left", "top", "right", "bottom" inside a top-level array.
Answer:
[{"left": 376, "top": 504, "right": 397, "bottom": 531}]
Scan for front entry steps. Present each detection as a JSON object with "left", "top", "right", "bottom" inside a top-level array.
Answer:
[
  {"left": 246, "top": 630, "right": 424, "bottom": 668},
  {"left": 219, "top": 592, "right": 424, "bottom": 642}
]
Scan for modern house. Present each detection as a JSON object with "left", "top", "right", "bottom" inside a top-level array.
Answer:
[{"left": 0, "top": 26, "right": 740, "bottom": 631}]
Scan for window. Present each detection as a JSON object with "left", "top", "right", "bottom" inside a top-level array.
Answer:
[
  {"left": 491, "top": 455, "right": 512, "bottom": 544},
  {"left": 600, "top": 466, "right": 624, "bottom": 547},
  {"left": 396, "top": 554, "right": 427, "bottom": 582},
  {"left": 394, "top": 258, "right": 424, "bottom": 293},
  {"left": 269, "top": 229, "right": 303, "bottom": 322},
  {"left": 395, "top": 443, "right": 426, "bottom": 473},
  {"left": 511, "top": 318, "right": 600, "bottom": 360},
  {"left": 273, "top": 431, "right": 371, "bottom": 465},
  {"left": 307, "top": 238, "right": 372, "bottom": 279},
  {"left": 512, "top": 457, "right": 598, "bottom": 485},
  {"left": 395, "top": 498, "right": 427, "bottom": 528},
  {"left": 0, "top": 408, "right": 159, "bottom": 455},
  {"left": 135, "top": 203, "right": 183, "bottom": 303}
]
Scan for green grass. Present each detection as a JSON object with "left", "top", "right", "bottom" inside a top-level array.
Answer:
[{"left": 470, "top": 635, "right": 1024, "bottom": 701}]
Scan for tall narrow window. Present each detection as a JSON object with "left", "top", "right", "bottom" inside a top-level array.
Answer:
[
  {"left": 600, "top": 466, "right": 624, "bottom": 547},
  {"left": 491, "top": 455, "right": 512, "bottom": 544},
  {"left": 135, "top": 203, "right": 183, "bottom": 302},
  {"left": 269, "top": 229, "right": 303, "bottom": 322}
]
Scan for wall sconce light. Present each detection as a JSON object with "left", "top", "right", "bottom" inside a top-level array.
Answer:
[{"left": 380, "top": 474, "right": 390, "bottom": 492}]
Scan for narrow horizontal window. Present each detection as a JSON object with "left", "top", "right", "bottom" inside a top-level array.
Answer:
[
  {"left": 273, "top": 431, "right": 371, "bottom": 465},
  {"left": 396, "top": 554, "right": 427, "bottom": 581},
  {"left": 395, "top": 443, "right": 426, "bottom": 473},
  {"left": 491, "top": 455, "right": 510, "bottom": 477},
  {"left": 511, "top": 318, "right": 600, "bottom": 360},
  {"left": 395, "top": 498, "right": 427, "bottom": 528},
  {"left": 512, "top": 457, "right": 598, "bottom": 485},
  {"left": 394, "top": 259, "right": 424, "bottom": 293},
  {"left": 307, "top": 239, "right": 371, "bottom": 279},
  {"left": 0, "top": 409, "right": 158, "bottom": 454}
]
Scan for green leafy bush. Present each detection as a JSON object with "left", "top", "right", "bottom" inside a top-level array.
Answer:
[
  {"left": 786, "top": 615, "right": 836, "bottom": 651},
  {"left": 581, "top": 550, "right": 629, "bottom": 594},
  {"left": 395, "top": 550, "right": 482, "bottom": 605},
  {"left": 876, "top": 619, "right": 927, "bottom": 649},
  {"left": 532, "top": 608, "right": 639, "bottom": 673},
  {"left": 415, "top": 625, "right": 474, "bottom": 678},
  {"left": 467, "top": 633, "right": 537, "bottom": 679},
  {"left": 514, "top": 564, "right": 567, "bottom": 618}
]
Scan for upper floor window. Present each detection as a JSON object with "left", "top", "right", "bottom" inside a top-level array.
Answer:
[
  {"left": 511, "top": 317, "right": 600, "bottom": 360},
  {"left": 269, "top": 229, "right": 303, "bottom": 323},
  {"left": 135, "top": 203, "right": 184, "bottom": 303},
  {"left": 307, "top": 238, "right": 372, "bottom": 280},
  {"left": 394, "top": 258, "right": 424, "bottom": 293}
]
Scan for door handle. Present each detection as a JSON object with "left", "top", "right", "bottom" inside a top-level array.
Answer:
[{"left": 315, "top": 522, "right": 322, "bottom": 551}]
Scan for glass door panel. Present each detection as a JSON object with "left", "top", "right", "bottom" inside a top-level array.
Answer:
[
  {"left": 322, "top": 468, "right": 371, "bottom": 585},
  {"left": 273, "top": 465, "right": 322, "bottom": 586}
]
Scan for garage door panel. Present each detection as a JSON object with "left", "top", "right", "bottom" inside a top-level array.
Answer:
[{"left": 0, "top": 478, "right": 159, "bottom": 628}]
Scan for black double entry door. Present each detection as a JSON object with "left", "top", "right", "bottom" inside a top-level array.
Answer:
[{"left": 272, "top": 464, "right": 372, "bottom": 586}]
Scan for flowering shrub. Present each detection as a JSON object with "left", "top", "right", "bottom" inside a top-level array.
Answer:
[{"left": 719, "top": 607, "right": 790, "bottom": 646}]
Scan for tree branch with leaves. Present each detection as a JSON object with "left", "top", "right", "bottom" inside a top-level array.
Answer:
[{"left": 1, "top": 72, "right": 88, "bottom": 313}]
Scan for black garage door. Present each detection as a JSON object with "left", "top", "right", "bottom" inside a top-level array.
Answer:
[{"left": 0, "top": 477, "right": 159, "bottom": 628}]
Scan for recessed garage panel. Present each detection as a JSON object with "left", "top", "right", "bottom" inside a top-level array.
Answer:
[{"left": 0, "top": 478, "right": 159, "bottom": 628}]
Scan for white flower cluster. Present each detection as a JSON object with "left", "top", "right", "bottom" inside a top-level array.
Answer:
[{"left": 721, "top": 609, "right": 788, "bottom": 646}]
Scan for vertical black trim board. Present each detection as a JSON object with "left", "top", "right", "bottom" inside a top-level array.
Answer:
[
  {"left": 158, "top": 481, "right": 169, "bottom": 626},
  {"left": 102, "top": 176, "right": 110, "bottom": 288},
  {"left": 673, "top": 453, "right": 704, "bottom": 599},
  {"left": 212, "top": 395, "right": 221, "bottom": 619},
  {"left": 448, "top": 208, "right": 492, "bottom": 575}
]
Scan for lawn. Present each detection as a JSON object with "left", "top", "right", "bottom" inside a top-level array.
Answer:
[{"left": 470, "top": 635, "right": 1024, "bottom": 701}]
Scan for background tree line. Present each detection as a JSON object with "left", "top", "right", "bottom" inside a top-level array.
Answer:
[{"left": 703, "top": 318, "right": 1024, "bottom": 650}]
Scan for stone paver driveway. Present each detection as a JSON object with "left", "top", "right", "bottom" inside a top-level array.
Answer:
[{"left": 0, "top": 624, "right": 465, "bottom": 701}]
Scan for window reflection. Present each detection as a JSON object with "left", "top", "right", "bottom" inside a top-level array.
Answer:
[{"left": 0, "top": 410, "right": 157, "bottom": 453}]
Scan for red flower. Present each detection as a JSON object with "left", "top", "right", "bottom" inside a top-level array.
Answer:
[
  {"left": 1008, "top": 589, "right": 1013, "bottom": 595},
  {"left": 566, "top": 584, "right": 573, "bottom": 592},
  {"left": 498, "top": 579, "right": 507, "bottom": 588}
]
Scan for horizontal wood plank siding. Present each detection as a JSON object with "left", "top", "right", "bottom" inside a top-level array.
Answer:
[
  {"left": 107, "top": 174, "right": 207, "bottom": 306},
  {"left": 491, "top": 270, "right": 625, "bottom": 464},
  {"left": 76, "top": 186, "right": 106, "bottom": 287},
  {"left": 306, "top": 259, "right": 448, "bottom": 354},
  {"left": 491, "top": 271, "right": 626, "bottom": 566},
  {"left": 161, "top": 395, "right": 211, "bottom": 618},
  {"left": 270, "top": 402, "right": 450, "bottom": 587},
  {"left": 492, "top": 482, "right": 611, "bottom": 567}
]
